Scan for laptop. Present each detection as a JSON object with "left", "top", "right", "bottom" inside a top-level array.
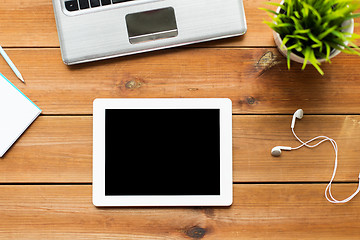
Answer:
[{"left": 52, "top": 0, "right": 247, "bottom": 65}]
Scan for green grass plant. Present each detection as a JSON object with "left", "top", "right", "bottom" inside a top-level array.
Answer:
[{"left": 260, "top": 0, "right": 360, "bottom": 75}]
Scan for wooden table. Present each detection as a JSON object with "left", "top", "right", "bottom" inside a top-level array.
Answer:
[{"left": 1, "top": 0, "right": 360, "bottom": 239}]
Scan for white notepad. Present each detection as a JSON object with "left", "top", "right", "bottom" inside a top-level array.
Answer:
[{"left": 0, "top": 73, "right": 41, "bottom": 157}]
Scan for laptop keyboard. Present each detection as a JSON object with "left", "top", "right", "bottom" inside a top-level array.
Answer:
[{"left": 65, "top": 0, "right": 134, "bottom": 11}]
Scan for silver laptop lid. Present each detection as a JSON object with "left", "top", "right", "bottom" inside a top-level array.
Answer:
[{"left": 52, "top": 0, "right": 247, "bottom": 64}]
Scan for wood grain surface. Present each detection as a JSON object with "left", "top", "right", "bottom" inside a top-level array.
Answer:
[
  {"left": 0, "top": 185, "right": 359, "bottom": 239},
  {"left": 1, "top": 0, "right": 360, "bottom": 239},
  {"left": 2, "top": 48, "right": 360, "bottom": 114},
  {"left": 1, "top": 115, "right": 360, "bottom": 183}
]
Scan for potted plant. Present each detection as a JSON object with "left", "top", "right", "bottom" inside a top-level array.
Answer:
[{"left": 261, "top": 0, "right": 360, "bottom": 75}]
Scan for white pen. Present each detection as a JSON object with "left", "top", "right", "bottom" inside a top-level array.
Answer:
[{"left": 0, "top": 45, "right": 25, "bottom": 83}]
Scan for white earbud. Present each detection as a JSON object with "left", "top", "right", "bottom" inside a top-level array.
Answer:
[
  {"left": 291, "top": 109, "right": 304, "bottom": 129},
  {"left": 271, "top": 109, "right": 360, "bottom": 204},
  {"left": 271, "top": 146, "right": 292, "bottom": 157}
]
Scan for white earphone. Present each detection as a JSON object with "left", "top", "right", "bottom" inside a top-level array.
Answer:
[
  {"left": 270, "top": 146, "right": 291, "bottom": 157},
  {"left": 271, "top": 109, "right": 360, "bottom": 204}
]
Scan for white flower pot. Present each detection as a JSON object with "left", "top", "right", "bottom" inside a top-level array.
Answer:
[{"left": 273, "top": 2, "right": 354, "bottom": 64}]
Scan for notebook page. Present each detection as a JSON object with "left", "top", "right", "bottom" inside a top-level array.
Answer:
[{"left": 0, "top": 73, "right": 41, "bottom": 157}]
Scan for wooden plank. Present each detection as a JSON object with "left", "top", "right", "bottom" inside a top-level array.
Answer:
[
  {"left": 1, "top": 0, "right": 358, "bottom": 47},
  {"left": 2, "top": 115, "right": 360, "bottom": 183},
  {"left": 0, "top": 0, "right": 59, "bottom": 47},
  {"left": 234, "top": 115, "right": 360, "bottom": 182},
  {"left": 0, "top": 116, "right": 92, "bottom": 183},
  {"left": 0, "top": 184, "right": 359, "bottom": 239},
  {"left": 3, "top": 48, "right": 360, "bottom": 115},
  {"left": 201, "top": 0, "right": 275, "bottom": 47}
]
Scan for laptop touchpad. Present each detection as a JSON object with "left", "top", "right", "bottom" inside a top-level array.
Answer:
[{"left": 126, "top": 7, "right": 178, "bottom": 44}]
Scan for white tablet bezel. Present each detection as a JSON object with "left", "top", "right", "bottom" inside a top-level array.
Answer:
[{"left": 93, "top": 98, "right": 232, "bottom": 206}]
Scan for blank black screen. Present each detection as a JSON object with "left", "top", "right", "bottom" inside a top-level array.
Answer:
[{"left": 105, "top": 109, "right": 220, "bottom": 195}]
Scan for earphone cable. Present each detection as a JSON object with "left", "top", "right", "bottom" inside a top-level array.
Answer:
[{"left": 291, "top": 128, "right": 360, "bottom": 204}]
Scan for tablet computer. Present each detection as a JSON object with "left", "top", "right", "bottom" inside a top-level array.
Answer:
[{"left": 93, "top": 98, "right": 232, "bottom": 206}]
